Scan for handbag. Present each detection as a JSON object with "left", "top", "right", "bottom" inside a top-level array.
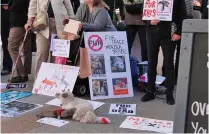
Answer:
[
  {"left": 124, "top": 0, "right": 144, "bottom": 15},
  {"left": 32, "top": 0, "right": 50, "bottom": 31}
]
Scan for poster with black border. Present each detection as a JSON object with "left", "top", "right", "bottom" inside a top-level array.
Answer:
[{"left": 84, "top": 32, "right": 134, "bottom": 100}]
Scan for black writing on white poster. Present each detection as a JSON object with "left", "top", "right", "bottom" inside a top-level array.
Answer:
[{"left": 109, "top": 104, "right": 136, "bottom": 115}]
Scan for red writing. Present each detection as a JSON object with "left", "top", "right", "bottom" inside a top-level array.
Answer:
[
  {"left": 143, "top": 9, "right": 156, "bottom": 17},
  {"left": 145, "top": 0, "right": 156, "bottom": 8},
  {"left": 129, "top": 117, "right": 140, "bottom": 125}
]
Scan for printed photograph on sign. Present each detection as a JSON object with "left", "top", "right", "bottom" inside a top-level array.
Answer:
[
  {"left": 90, "top": 55, "right": 106, "bottom": 77},
  {"left": 92, "top": 79, "right": 108, "bottom": 97},
  {"left": 110, "top": 56, "right": 126, "bottom": 73},
  {"left": 1, "top": 101, "right": 42, "bottom": 117},
  {"left": 112, "top": 78, "right": 129, "bottom": 95},
  {"left": 157, "top": 0, "right": 172, "bottom": 13}
]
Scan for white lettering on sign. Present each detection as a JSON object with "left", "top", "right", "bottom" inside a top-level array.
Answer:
[
  {"left": 191, "top": 122, "right": 208, "bottom": 134},
  {"left": 191, "top": 101, "right": 209, "bottom": 116}
]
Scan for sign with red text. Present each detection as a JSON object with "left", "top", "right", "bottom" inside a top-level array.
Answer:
[
  {"left": 120, "top": 116, "right": 173, "bottom": 133},
  {"left": 84, "top": 32, "right": 134, "bottom": 100},
  {"left": 32, "top": 62, "right": 79, "bottom": 97},
  {"left": 142, "top": 0, "right": 173, "bottom": 21}
]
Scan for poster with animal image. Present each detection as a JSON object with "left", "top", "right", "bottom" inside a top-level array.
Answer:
[
  {"left": 120, "top": 116, "right": 173, "bottom": 133},
  {"left": 142, "top": 0, "right": 173, "bottom": 21},
  {"left": 32, "top": 62, "right": 80, "bottom": 97},
  {"left": 84, "top": 32, "right": 133, "bottom": 100}
]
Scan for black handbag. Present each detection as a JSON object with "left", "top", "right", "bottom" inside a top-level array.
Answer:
[{"left": 125, "top": 0, "right": 143, "bottom": 15}]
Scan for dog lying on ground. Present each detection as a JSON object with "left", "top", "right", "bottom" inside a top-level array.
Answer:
[{"left": 56, "top": 91, "right": 111, "bottom": 124}]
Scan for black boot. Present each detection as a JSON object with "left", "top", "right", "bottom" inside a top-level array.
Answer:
[
  {"left": 141, "top": 92, "right": 155, "bottom": 102},
  {"left": 166, "top": 94, "right": 175, "bottom": 105}
]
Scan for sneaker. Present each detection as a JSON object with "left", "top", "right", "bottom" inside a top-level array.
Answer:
[
  {"left": 8, "top": 76, "right": 26, "bottom": 83},
  {"left": 1, "top": 70, "right": 10, "bottom": 76},
  {"left": 141, "top": 92, "right": 155, "bottom": 102},
  {"left": 166, "top": 94, "right": 175, "bottom": 105}
]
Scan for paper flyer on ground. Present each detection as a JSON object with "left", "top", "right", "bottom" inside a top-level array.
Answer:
[
  {"left": 1, "top": 90, "right": 32, "bottom": 104},
  {"left": 142, "top": 0, "right": 174, "bottom": 21},
  {"left": 109, "top": 104, "right": 136, "bottom": 115},
  {"left": 120, "top": 116, "right": 173, "bottom": 133},
  {"left": 0, "top": 83, "right": 28, "bottom": 89},
  {"left": 84, "top": 32, "right": 134, "bottom": 100},
  {"left": 37, "top": 117, "right": 69, "bottom": 127},
  {"left": 46, "top": 98, "right": 105, "bottom": 111},
  {"left": 32, "top": 62, "right": 80, "bottom": 97},
  {"left": 1, "top": 101, "right": 43, "bottom": 117}
]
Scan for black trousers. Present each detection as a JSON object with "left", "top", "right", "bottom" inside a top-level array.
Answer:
[
  {"left": 1, "top": 9, "right": 12, "bottom": 71},
  {"left": 126, "top": 25, "right": 148, "bottom": 61},
  {"left": 146, "top": 27, "right": 175, "bottom": 94},
  {"left": 162, "top": 40, "right": 181, "bottom": 84}
]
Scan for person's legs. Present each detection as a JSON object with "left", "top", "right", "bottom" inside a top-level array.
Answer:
[
  {"left": 174, "top": 40, "right": 181, "bottom": 84},
  {"left": 141, "top": 27, "right": 160, "bottom": 102},
  {"left": 126, "top": 25, "right": 137, "bottom": 54},
  {"left": 8, "top": 27, "right": 26, "bottom": 82},
  {"left": 160, "top": 38, "right": 175, "bottom": 105},
  {"left": 137, "top": 25, "right": 148, "bottom": 61},
  {"left": 35, "top": 33, "right": 50, "bottom": 78}
]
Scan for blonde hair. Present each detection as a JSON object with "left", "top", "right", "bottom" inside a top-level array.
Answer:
[{"left": 93, "top": 0, "right": 110, "bottom": 10}]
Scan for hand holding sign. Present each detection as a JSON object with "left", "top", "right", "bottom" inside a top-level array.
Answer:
[{"left": 150, "top": 20, "right": 160, "bottom": 25}]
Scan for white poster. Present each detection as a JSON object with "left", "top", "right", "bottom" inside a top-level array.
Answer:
[
  {"left": 0, "top": 83, "right": 28, "bottom": 89},
  {"left": 120, "top": 116, "right": 173, "bottom": 134},
  {"left": 109, "top": 104, "right": 136, "bottom": 115},
  {"left": 142, "top": 0, "right": 173, "bottom": 21},
  {"left": 37, "top": 117, "right": 69, "bottom": 127},
  {"left": 84, "top": 32, "right": 134, "bottom": 100},
  {"left": 46, "top": 98, "right": 105, "bottom": 111},
  {"left": 52, "top": 39, "right": 70, "bottom": 58},
  {"left": 139, "top": 73, "right": 166, "bottom": 85},
  {"left": 32, "top": 63, "right": 79, "bottom": 97}
]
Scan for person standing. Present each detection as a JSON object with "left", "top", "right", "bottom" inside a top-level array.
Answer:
[
  {"left": 7, "top": 0, "right": 31, "bottom": 83},
  {"left": 25, "top": 0, "right": 74, "bottom": 78},
  {"left": 141, "top": 0, "right": 187, "bottom": 105},
  {"left": 123, "top": 0, "right": 148, "bottom": 61},
  {"left": 1, "top": 6, "right": 12, "bottom": 76}
]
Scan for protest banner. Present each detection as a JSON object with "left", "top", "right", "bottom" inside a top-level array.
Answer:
[
  {"left": 120, "top": 116, "right": 173, "bottom": 133},
  {"left": 0, "top": 83, "right": 28, "bottom": 89},
  {"left": 52, "top": 39, "right": 70, "bottom": 58},
  {"left": 32, "top": 62, "right": 79, "bottom": 97},
  {"left": 142, "top": 0, "right": 173, "bottom": 21},
  {"left": 109, "top": 104, "right": 136, "bottom": 115},
  {"left": 84, "top": 32, "right": 134, "bottom": 100}
]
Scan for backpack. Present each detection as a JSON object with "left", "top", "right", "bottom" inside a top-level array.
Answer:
[{"left": 124, "top": 0, "right": 144, "bottom": 15}]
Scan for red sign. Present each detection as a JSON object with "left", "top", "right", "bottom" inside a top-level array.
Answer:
[{"left": 88, "top": 35, "right": 103, "bottom": 51}]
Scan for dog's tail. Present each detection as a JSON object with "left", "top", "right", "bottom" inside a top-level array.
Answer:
[{"left": 96, "top": 117, "right": 111, "bottom": 124}]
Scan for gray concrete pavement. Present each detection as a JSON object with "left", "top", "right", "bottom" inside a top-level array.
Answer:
[{"left": 0, "top": 42, "right": 174, "bottom": 133}]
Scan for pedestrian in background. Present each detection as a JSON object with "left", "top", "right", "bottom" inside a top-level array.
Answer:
[
  {"left": 123, "top": 0, "right": 148, "bottom": 61},
  {"left": 141, "top": 0, "right": 187, "bottom": 105},
  {"left": 1, "top": 6, "right": 12, "bottom": 76},
  {"left": 25, "top": 0, "right": 74, "bottom": 78},
  {"left": 7, "top": 0, "right": 31, "bottom": 83}
]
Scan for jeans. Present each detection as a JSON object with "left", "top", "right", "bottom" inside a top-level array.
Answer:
[
  {"left": 146, "top": 27, "right": 175, "bottom": 94},
  {"left": 126, "top": 25, "right": 148, "bottom": 61}
]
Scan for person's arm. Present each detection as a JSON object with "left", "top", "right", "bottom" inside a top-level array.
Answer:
[
  {"left": 174, "top": 0, "right": 187, "bottom": 35},
  {"left": 82, "top": 9, "right": 108, "bottom": 31},
  {"left": 74, "top": 4, "right": 84, "bottom": 21},
  {"left": 28, "top": 0, "right": 37, "bottom": 20},
  {"left": 64, "top": 0, "right": 75, "bottom": 18}
]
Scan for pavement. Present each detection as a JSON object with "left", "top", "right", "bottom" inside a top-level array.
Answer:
[{"left": 0, "top": 38, "right": 175, "bottom": 133}]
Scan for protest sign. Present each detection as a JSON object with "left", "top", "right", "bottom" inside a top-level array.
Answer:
[
  {"left": 84, "top": 32, "right": 134, "bottom": 100},
  {"left": 138, "top": 73, "right": 166, "bottom": 85},
  {"left": 1, "top": 101, "right": 42, "bottom": 117},
  {"left": 142, "top": 0, "right": 173, "bottom": 21},
  {"left": 32, "top": 62, "right": 79, "bottom": 97},
  {"left": 0, "top": 83, "right": 28, "bottom": 89},
  {"left": 120, "top": 116, "right": 173, "bottom": 133},
  {"left": 109, "top": 104, "right": 136, "bottom": 115},
  {"left": 52, "top": 39, "right": 70, "bottom": 58},
  {"left": 1, "top": 90, "right": 32, "bottom": 104},
  {"left": 37, "top": 117, "right": 69, "bottom": 127}
]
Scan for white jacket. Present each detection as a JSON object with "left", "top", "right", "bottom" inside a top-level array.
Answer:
[{"left": 28, "top": 0, "right": 74, "bottom": 38}]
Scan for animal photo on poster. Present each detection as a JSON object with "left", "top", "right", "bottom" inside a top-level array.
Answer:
[
  {"left": 110, "top": 56, "right": 126, "bottom": 73},
  {"left": 90, "top": 55, "right": 106, "bottom": 77},
  {"left": 92, "top": 79, "right": 108, "bottom": 97},
  {"left": 112, "top": 78, "right": 129, "bottom": 95},
  {"left": 157, "top": 0, "right": 171, "bottom": 13}
]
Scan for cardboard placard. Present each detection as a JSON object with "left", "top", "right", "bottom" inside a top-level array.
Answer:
[
  {"left": 32, "top": 63, "right": 79, "bottom": 97},
  {"left": 142, "top": 0, "right": 174, "bottom": 21},
  {"left": 84, "top": 32, "right": 134, "bottom": 100}
]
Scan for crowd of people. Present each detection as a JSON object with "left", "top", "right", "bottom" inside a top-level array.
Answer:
[{"left": 1, "top": 0, "right": 208, "bottom": 105}]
